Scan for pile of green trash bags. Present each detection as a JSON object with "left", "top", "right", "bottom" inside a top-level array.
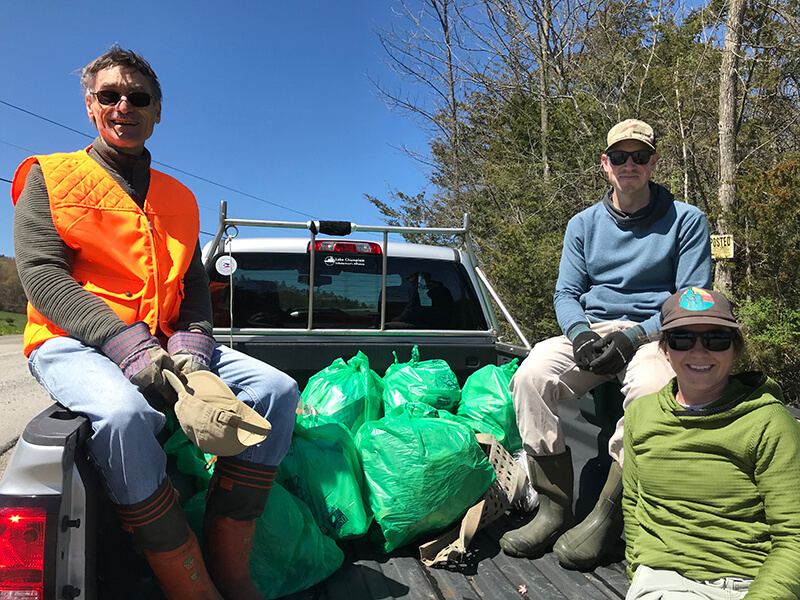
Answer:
[{"left": 165, "top": 347, "right": 523, "bottom": 598}]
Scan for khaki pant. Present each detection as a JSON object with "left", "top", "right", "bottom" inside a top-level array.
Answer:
[
  {"left": 510, "top": 320, "right": 674, "bottom": 464},
  {"left": 626, "top": 566, "right": 752, "bottom": 600}
]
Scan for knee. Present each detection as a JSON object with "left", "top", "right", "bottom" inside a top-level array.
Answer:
[
  {"left": 517, "top": 350, "right": 546, "bottom": 380},
  {"left": 513, "top": 343, "right": 556, "bottom": 391},
  {"left": 251, "top": 370, "right": 299, "bottom": 419}
]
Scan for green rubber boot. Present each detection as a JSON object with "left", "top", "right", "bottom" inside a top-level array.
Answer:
[
  {"left": 553, "top": 460, "right": 623, "bottom": 570},
  {"left": 499, "top": 449, "right": 574, "bottom": 558}
]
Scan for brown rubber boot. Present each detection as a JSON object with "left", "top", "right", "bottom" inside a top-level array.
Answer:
[
  {"left": 553, "top": 460, "right": 623, "bottom": 570},
  {"left": 116, "top": 477, "right": 222, "bottom": 600},
  {"left": 204, "top": 457, "right": 276, "bottom": 600},
  {"left": 206, "top": 516, "right": 261, "bottom": 599},
  {"left": 144, "top": 532, "right": 221, "bottom": 600},
  {"left": 499, "top": 448, "right": 574, "bottom": 558}
]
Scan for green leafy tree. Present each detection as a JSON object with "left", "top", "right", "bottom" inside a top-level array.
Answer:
[
  {"left": 370, "top": 0, "right": 800, "bottom": 402},
  {"left": 729, "top": 160, "right": 800, "bottom": 401}
]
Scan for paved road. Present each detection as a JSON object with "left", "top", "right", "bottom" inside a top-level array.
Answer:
[{"left": 0, "top": 335, "right": 54, "bottom": 477}]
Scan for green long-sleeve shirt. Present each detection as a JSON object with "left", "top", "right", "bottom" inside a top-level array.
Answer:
[{"left": 622, "top": 372, "right": 800, "bottom": 600}]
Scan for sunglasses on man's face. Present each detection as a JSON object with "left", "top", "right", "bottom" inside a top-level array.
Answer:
[
  {"left": 665, "top": 330, "right": 734, "bottom": 352},
  {"left": 606, "top": 149, "right": 654, "bottom": 166},
  {"left": 92, "top": 89, "right": 154, "bottom": 107}
]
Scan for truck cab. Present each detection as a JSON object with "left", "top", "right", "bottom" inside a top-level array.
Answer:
[{"left": 200, "top": 206, "right": 530, "bottom": 387}]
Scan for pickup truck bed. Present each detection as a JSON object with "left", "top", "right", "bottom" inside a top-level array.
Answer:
[
  {"left": 1, "top": 394, "right": 628, "bottom": 600},
  {"left": 200, "top": 211, "right": 628, "bottom": 599}
]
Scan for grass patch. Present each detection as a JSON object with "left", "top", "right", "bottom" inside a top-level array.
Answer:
[{"left": 0, "top": 311, "right": 26, "bottom": 335}]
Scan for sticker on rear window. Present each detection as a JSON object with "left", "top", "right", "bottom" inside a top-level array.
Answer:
[
  {"left": 216, "top": 255, "right": 238, "bottom": 276},
  {"left": 323, "top": 256, "right": 366, "bottom": 267}
]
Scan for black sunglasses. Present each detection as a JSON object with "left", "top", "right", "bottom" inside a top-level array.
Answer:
[
  {"left": 606, "top": 149, "right": 654, "bottom": 166},
  {"left": 92, "top": 90, "right": 154, "bottom": 107},
  {"left": 665, "top": 330, "right": 734, "bottom": 352}
]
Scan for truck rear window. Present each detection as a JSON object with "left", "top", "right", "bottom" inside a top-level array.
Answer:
[{"left": 208, "top": 251, "right": 487, "bottom": 330}]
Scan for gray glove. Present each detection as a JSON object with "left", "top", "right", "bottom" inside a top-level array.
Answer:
[
  {"left": 101, "top": 321, "right": 176, "bottom": 404},
  {"left": 167, "top": 330, "right": 216, "bottom": 376}
]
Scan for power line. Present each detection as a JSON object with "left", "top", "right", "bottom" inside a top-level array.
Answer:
[
  {"left": 0, "top": 99, "right": 90, "bottom": 139},
  {"left": 0, "top": 98, "right": 315, "bottom": 218}
]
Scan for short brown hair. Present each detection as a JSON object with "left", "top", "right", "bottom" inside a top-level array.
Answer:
[{"left": 80, "top": 44, "right": 162, "bottom": 102}]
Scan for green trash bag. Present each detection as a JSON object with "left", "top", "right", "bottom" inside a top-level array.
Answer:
[
  {"left": 439, "top": 412, "right": 507, "bottom": 447},
  {"left": 162, "top": 422, "right": 215, "bottom": 491},
  {"left": 277, "top": 414, "right": 372, "bottom": 540},
  {"left": 183, "top": 483, "right": 344, "bottom": 599},
  {"left": 301, "top": 351, "right": 384, "bottom": 432},
  {"left": 456, "top": 360, "right": 523, "bottom": 452},
  {"left": 355, "top": 402, "right": 496, "bottom": 553},
  {"left": 382, "top": 346, "right": 461, "bottom": 413}
]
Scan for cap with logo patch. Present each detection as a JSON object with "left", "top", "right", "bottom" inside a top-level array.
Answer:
[
  {"left": 660, "top": 287, "right": 740, "bottom": 331},
  {"left": 605, "top": 119, "right": 656, "bottom": 152}
]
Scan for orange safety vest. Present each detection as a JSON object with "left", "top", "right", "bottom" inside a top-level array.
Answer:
[{"left": 12, "top": 148, "right": 200, "bottom": 356}]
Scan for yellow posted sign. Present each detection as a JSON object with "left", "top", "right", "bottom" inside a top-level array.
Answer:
[{"left": 711, "top": 234, "right": 734, "bottom": 259}]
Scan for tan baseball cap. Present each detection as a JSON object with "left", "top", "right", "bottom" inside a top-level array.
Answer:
[
  {"left": 605, "top": 119, "right": 655, "bottom": 152},
  {"left": 163, "top": 370, "right": 271, "bottom": 456}
]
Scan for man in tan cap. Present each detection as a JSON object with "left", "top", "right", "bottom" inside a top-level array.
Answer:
[{"left": 500, "top": 119, "right": 713, "bottom": 570}]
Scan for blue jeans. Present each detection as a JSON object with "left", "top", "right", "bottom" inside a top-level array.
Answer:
[{"left": 28, "top": 336, "right": 299, "bottom": 505}]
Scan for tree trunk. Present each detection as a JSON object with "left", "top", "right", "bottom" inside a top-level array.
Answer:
[
  {"left": 539, "top": 0, "right": 551, "bottom": 182},
  {"left": 433, "top": 0, "right": 462, "bottom": 209},
  {"left": 716, "top": 0, "right": 746, "bottom": 293},
  {"left": 675, "top": 85, "right": 690, "bottom": 203}
]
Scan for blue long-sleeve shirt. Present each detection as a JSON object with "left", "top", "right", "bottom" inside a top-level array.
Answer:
[{"left": 554, "top": 183, "right": 712, "bottom": 340}]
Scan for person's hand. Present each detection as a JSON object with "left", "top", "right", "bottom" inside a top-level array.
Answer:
[
  {"left": 101, "top": 321, "right": 176, "bottom": 403},
  {"left": 167, "top": 330, "right": 216, "bottom": 376},
  {"left": 572, "top": 330, "right": 602, "bottom": 371},
  {"left": 588, "top": 331, "right": 637, "bottom": 375}
]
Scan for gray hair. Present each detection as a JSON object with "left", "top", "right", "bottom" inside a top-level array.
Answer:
[{"left": 80, "top": 43, "right": 162, "bottom": 102}]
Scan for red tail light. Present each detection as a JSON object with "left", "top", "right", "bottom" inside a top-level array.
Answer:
[
  {"left": 0, "top": 508, "right": 45, "bottom": 600},
  {"left": 310, "top": 240, "right": 382, "bottom": 254}
]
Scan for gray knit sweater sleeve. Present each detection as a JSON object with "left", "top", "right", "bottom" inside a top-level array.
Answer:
[
  {"left": 13, "top": 164, "right": 127, "bottom": 346},
  {"left": 176, "top": 243, "right": 213, "bottom": 335}
]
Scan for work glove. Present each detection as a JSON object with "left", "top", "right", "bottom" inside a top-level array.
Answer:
[
  {"left": 101, "top": 321, "right": 176, "bottom": 404},
  {"left": 572, "top": 330, "right": 602, "bottom": 371},
  {"left": 167, "top": 330, "right": 216, "bottom": 376},
  {"left": 588, "top": 329, "right": 640, "bottom": 376}
]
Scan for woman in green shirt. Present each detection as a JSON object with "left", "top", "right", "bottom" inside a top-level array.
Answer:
[{"left": 623, "top": 287, "right": 800, "bottom": 600}]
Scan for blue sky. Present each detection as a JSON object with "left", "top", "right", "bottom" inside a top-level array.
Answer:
[{"left": 0, "top": 1, "right": 432, "bottom": 258}]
